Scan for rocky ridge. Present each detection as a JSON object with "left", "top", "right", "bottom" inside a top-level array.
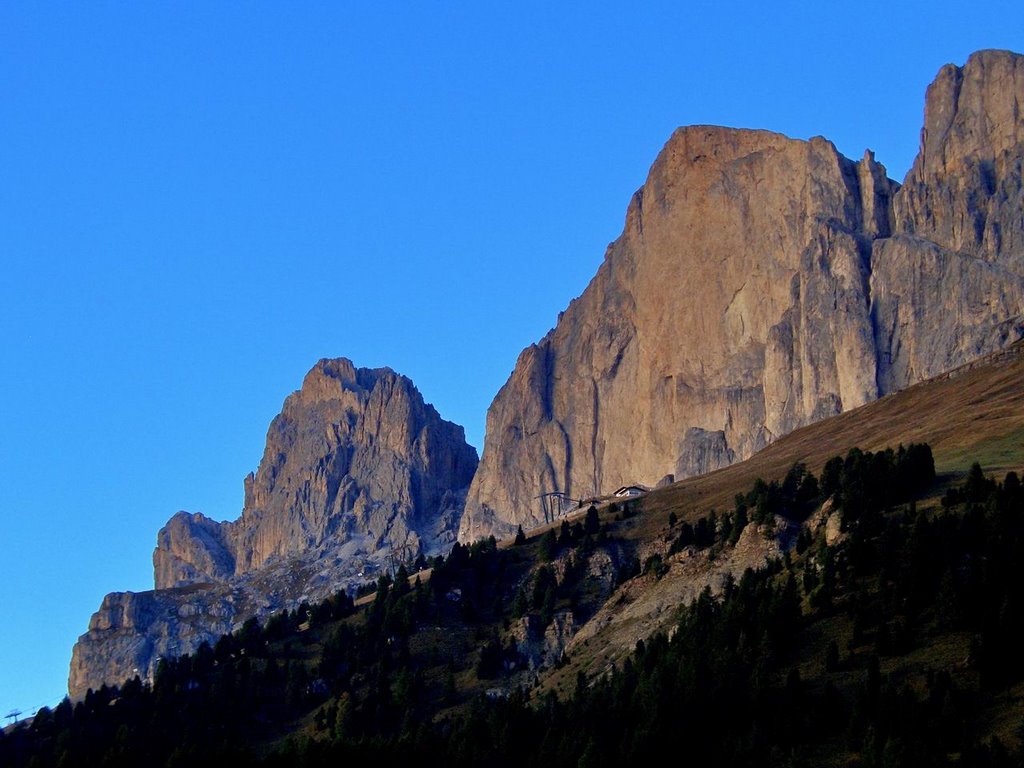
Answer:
[
  {"left": 459, "top": 49, "right": 1024, "bottom": 542},
  {"left": 70, "top": 360, "right": 477, "bottom": 699},
  {"left": 70, "top": 48, "right": 1024, "bottom": 700}
]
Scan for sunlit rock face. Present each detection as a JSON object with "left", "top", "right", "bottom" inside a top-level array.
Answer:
[{"left": 460, "top": 50, "right": 1024, "bottom": 543}]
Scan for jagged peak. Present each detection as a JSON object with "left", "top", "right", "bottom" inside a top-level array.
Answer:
[
  {"left": 298, "top": 357, "right": 405, "bottom": 402},
  {"left": 912, "top": 48, "right": 1024, "bottom": 180}
]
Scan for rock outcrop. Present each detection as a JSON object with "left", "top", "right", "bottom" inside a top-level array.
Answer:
[
  {"left": 70, "top": 359, "right": 478, "bottom": 699},
  {"left": 460, "top": 49, "right": 1024, "bottom": 542},
  {"left": 566, "top": 522, "right": 783, "bottom": 670}
]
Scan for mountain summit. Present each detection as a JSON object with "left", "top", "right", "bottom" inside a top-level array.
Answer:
[{"left": 154, "top": 358, "right": 478, "bottom": 588}]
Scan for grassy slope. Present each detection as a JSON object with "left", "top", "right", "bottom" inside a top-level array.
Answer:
[{"left": 643, "top": 341, "right": 1024, "bottom": 531}]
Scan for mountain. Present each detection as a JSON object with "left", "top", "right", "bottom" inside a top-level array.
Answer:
[
  {"left": 459, "top": 49, "right": 1024, "bottom": 542},
  {"left": 67, "top": 49, "right": 1024, "bottom": 702},
  {"left": 68, "top": 359, "right": 478, "bottom": 699},
  {"left": 13, "top": 338, "right": 1024, "bottom": 766}
]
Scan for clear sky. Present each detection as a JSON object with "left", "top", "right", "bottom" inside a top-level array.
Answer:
[{"left": 2, "top": 0, "right": 1021, "bottom": 718}]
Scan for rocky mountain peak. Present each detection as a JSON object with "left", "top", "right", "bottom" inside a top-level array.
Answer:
[
  {"left": 296, "top": 357, "right": 362, "bottom": 399},
  {"left": 916, "top": 50, "right": 1023, "bottom": 179},
  {"left": 72, "top": 359, "right": 477, "bottom": 699},
  {"left": 154, "top": 358, "right": 479, "bottom": 589},
  {"left": 459, "top": 50, "right": 1024, "bottom": 543},
  {"left": 895, "top": 49, "right": 1024, "bottom": 265}
]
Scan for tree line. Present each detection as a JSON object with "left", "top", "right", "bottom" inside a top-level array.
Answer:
[{"left": 8, "top": 443, "right": 1024, "bottom": 766}]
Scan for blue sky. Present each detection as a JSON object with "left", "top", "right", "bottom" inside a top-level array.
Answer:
[{"left": 2, "top": 1, "right": 1021, "bottom": 718}]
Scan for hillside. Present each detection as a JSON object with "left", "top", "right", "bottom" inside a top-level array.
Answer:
[
  {"left": 538, "top": 340, "right": 1024, "bottom": 693},
  {"left": 7, "top": 335, "right": 1024, "bottom": 765}
]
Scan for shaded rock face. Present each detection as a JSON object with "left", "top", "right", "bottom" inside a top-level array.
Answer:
[
  {"left": 70, "top": 359, "right": 478, "bottom": 699},
  {"left": 894, "top": 52, "right": 1024, "bottom": 267},
  {"left": 676, "top": 428, "right": 735, "bottom": 479},
  {"left": 875, "top": 51, "right": 1024, "bottom": 390},
  {"left": 155, "top": 359, "right": 479, "bottom": 589},
  {"left": 153, "top": 511, "right": 234, "bottom": 589},
  {"left": 460, "top": 49, "right": 1024, "bottom": 542},
  {"left": 69, "top": 589, "right": 237, "bottom": 702}
]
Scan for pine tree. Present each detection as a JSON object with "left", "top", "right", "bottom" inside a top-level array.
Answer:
[{"left": 539, "top": 529, "right": 557, "bottom": 561}]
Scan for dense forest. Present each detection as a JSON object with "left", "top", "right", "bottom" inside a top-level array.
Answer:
[{"left": 5, "top": 443, "right": 1024, "bottom": 766}]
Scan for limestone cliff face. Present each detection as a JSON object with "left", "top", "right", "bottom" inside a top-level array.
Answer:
[
  {"left": 69, "top": 589, "right": 238, "bottom": 701},
  {"left": 460, "top": 49, "right": 1024, "bottom": 542},
  {"left": 71, "top": 359, "right": 477, "bottom": 699},
  {"left": 460, "top": 129, "right": 893, "bottom": 541},
  {"left": 153, "top": 511, "right": 234, "bottom": 590}
]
